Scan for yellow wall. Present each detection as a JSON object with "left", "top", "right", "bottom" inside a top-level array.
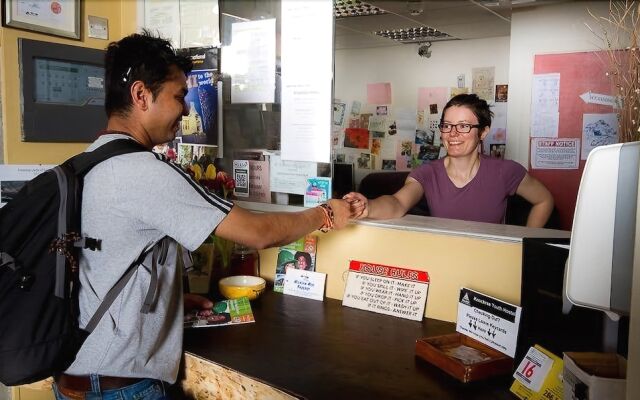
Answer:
[
  {"left": 259, "top": 224, "right": 523, "bottom": 323},
  {"left": 0, "top": 0, "right": 139, "bottom": 164}
]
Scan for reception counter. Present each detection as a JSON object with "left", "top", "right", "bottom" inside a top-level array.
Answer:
[
  {"left": 241, "top": 201, "right": 571, "bottom": 323},
  {"left": 182, "top": 291, "right": 514, "bottom": 399}
]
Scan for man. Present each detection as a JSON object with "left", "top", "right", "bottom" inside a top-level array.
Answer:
[{"left": 53, "top": 31, "right": 350, "bottom": 399}]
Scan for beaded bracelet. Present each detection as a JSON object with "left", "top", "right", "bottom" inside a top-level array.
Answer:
[{"left": 318, "top": 203, "right": 335, "bottom": 232}]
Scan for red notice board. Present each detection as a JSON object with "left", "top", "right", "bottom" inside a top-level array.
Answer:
[{"left": 532, "top": 51, "right": 613, "bottom": 230}]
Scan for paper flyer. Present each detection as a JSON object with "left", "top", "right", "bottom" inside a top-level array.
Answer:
[
  {"left": 274, "top": 235, "right": 318, "bottom": 293},
  {"left": 184, "top": 297, "right": 255, "bottom": 328},
  {"left": 304, "top": 177, "right": 331, "bottom": 207}
]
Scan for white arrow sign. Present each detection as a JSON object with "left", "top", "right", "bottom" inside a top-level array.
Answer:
[{"left": 579, "top": 91, "right": 618, "bottom": 108}]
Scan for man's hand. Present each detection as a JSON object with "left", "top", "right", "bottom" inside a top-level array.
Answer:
[
  {"left": 184, "top": 293, "right": 213, "bottom": 312},
  {"left": 327, "top": 198, "right": 351, "bottom": 229},
  {"left": 342, "top": 192, "right": 369, "bottom": 219}
]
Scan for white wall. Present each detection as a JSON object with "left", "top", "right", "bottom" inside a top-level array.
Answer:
[
  {"left": 335, "top": 36, "right": 511, "bottom": 110},
  {"left": 506, "top": 1, "right": 611, "bottom": 165},
  {"left": 334, "top": 36, "right": 510, "bottom": 183}
]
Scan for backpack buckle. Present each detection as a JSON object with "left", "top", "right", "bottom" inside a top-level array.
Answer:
[
  {"left": 16, "top": 272, "right": 34, "bottom": 291},
  {"left": 75, "top": 236, "right": 102, "bottom": 251}
]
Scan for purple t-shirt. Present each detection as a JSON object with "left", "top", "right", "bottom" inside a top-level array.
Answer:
[{"left": 408, "top": 156, "right": 526, "bottom": 224}]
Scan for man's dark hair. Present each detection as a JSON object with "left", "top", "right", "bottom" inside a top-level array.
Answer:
[
  {"left": 104, "top": 29, "right": 193, "bottom": 117},
  {"left": 441, "top": 93, "right": 494, "bottom": 132}
]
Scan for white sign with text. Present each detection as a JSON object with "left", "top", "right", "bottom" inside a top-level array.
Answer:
[
  {"left": 283, "top": 268, "right": 326, "bottom": 301},
  {"left": 456, "top": 288, "right": 522, "bottom": 357},
  {"left": 342, "top": 260, "right": 429, "bottom": 321}
]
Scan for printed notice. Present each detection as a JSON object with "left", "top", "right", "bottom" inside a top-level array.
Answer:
[
  {"left": 342, "top": 260, "right": 430, "bottom": 321},
  {"left": 227, "top": 19, "right": 276, "bottom": 104},
  {"left": 531, "top": 138, "right": 579, "bottom": 169},
  {"left": 456, "top": 288, "right": 522, "bottom": 357},
  {"left": 269, "top": 154, "right": 317, "bottom": 195},
  {"left": 0, "top": 165, "right": 55, "bottom": 207},
  {"left": 530, "top": 73, "right": 560, "bottom": 138},
  {"left": 246, "top": 160, "right": 270, "bottom": 203}
]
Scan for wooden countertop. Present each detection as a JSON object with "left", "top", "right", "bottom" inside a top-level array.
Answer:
[{"left": 183, "top": 292, "right": 514, "bottom": 399}]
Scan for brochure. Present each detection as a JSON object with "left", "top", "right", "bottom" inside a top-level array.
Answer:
[
  {"left": 274, "top": 235, "right": 318, "bottom": 293},
  {"left": 184, "top": 297, "right": 255, "bottom": 328},
  {"left": 304, "top": 177, "right": 331, "bottom": 207}
]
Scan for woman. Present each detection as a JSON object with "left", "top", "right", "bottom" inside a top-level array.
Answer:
[{"left": 344, "top": 94, "right": 553, "bottom": 227}]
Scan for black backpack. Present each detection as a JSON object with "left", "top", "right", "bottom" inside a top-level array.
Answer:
[{"left": 0, "top": 139, "right": 152, "bottom": 386}]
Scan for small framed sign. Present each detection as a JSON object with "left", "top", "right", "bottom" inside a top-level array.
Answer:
[{"left": 2, "top": 0, "right": 81, "bottom": 40}]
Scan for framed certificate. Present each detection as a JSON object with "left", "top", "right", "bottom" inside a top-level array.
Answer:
[{"left": 2, "top": 0, "right": 80, "bottom": 40}]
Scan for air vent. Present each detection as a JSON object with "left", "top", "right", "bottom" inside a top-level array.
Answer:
[
  {"left": 334, "top": 0, "right": 386, "bottom": 18},
  {"left": 374, "top": 27, "right": 455, "bottom": 43}
]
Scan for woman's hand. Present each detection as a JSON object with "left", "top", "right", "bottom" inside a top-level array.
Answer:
[
  {"left": 184, "top": 293, "right": 213, "bottom": 312},
  {"left": 343, "top": 192, "right": 369, "bottom": 219}
]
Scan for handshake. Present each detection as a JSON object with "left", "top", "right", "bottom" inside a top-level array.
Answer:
[{"left": 322, "top": 192, "right": 370, "bottom": 231}]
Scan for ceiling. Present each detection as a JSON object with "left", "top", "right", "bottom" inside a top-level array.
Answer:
[{"left": 334, "top": 0, "right": 566, "bottom": 50}]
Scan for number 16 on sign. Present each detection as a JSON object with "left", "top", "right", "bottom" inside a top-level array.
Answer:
[{"left": 513, "top": 346, "right": 553, "bottom": 392}]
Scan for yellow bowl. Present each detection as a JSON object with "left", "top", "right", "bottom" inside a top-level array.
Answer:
[{"left": 219, "top": 275, "right": 266, "bottom": 301}]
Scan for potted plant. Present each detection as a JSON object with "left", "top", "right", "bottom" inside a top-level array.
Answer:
[{"left": 587, "top": 0, "right": 640, "bottom": 143}]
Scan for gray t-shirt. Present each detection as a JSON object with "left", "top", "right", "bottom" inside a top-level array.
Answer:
[{"left": 66, "top": 134, "right": 232, "bottom": 382}]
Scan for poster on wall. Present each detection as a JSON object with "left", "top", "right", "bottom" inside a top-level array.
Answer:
[
  {"left": 472, "top": 66, "right": 495, "bottom": 102},
  {"left": 144, "top": 0, "right": 220, "bottom": 48},
  {"left": 144, "top": 0, "right": 181, "bottom": 46},
  {"left": 176, "top": 48, "right": 220, "bottom": 147},
  {"left": 483, "top": 102, "right": 507, "bottom": 156},
  {"left": 417, "top": 87, "right": 448, "bottom": 116},
  {"left": 581, "top": 113, "right": 618, "bottom": 159},
  {"left": 367, "top": 82, "right": 392, "bottom": 104},
  {"left": 531, "top": 138, "right": 579, "bottom": 170},
  {"left": 396, "top": 140, "right": 413, "bottom": 171},
  {"left": 333, "top": 102, "right": 346, "bottom": 126},
  {"left": 179, "top": 0, "right": 221, "bottom": 48},
  {"left": 450, "top": 87, "right": 469, "bottom": 98},
  {"left": 530, "top": 73, "right": 560, "bottom": 138},
  {"left": 224, "top": 19, "right": 276, "bottom": 104}
]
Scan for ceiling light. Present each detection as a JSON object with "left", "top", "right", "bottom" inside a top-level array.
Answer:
[
  {"left": 334, "top": 0, "right": 387, "bottom": 18},
  {"left": 374, "top": 26, "right": 455, "bottom": 43}
]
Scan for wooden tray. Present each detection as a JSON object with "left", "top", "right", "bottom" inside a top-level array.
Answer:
[{"left": 415, "top": 333, "right": 513, "bottom": 383}]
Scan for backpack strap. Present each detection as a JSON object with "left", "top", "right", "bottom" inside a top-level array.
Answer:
[
  {"left": 84, "top": 237, "right": 169, "bottom": 332},
  {"left": 52, "top": 139, "right": 149, "bottom": 298},
  {"left": 68, "top": 138, "right": 149, "bottom": 176}
]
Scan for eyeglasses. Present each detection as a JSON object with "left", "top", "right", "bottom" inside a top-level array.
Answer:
[{"left": 438, "top": 123, "right": 481, "bottom": 134}]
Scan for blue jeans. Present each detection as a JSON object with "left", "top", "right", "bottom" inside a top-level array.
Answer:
[{"left": 53, "top": 374, "right": 169, "bottom": 400}]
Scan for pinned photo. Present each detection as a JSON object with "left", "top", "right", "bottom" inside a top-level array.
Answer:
[
  {"left": 382, "top": 159, "right": 396, "bottom": 170},
  {"left": 495, "top": 84, "right": 508, "bottom": 102},
  {"left": 357, "top": 153, "right": 371, "bottom": 169}
]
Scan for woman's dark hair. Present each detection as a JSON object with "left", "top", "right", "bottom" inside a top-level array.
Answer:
[
  {"left": 440, "top": 93, "right": 493, "bottom": 132},
  {"left": 104, "top": 29, "right": 193, "bottom": 117},
  {"left": 294, "top": 251, "right": 312, "bottom": 270}
]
